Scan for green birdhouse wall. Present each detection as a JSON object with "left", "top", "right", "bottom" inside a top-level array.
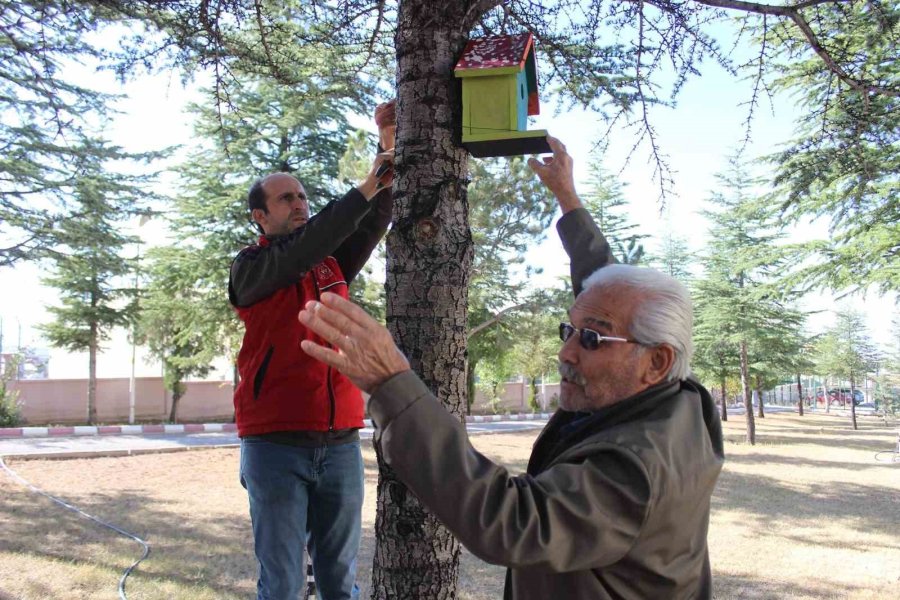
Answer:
[{"left": 454, "top": 33, "right": 550, "bottom": 157}]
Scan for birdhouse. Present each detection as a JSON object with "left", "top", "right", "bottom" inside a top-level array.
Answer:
[{"left": 454, "top": 32, "right": 551, "bottom": 158}]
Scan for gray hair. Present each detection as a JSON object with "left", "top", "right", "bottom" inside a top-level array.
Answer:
[{"left": 581, "top": 265, "right": 693, "bottom": 382}]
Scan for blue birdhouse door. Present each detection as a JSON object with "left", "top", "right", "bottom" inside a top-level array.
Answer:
[{"left": 516, "top": 69, "right": 528, "bottom": 131}]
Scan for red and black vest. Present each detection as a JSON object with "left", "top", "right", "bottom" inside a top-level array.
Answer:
[{"left": 233, "top": 253, "right": 364, "bottom": 437}]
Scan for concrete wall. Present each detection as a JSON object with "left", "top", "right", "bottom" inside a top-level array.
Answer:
[
  {"left": 9, "top": 377, "right": 234, "bottom": 425},
  {"left": 8, "top": 377, "right": 559, "bottom": 425},
  {"left": 473, "top": 380, "right": 561, "bottom": 414}
]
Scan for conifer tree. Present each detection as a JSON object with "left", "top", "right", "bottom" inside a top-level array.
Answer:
[
  {"left": 0, "top": 2, "right": 133, "bottom": 265},
  {"left": 39, "top": 138, "right": 154, "bottom": 424},
  {"left": 466, "top": 157, "right": 558, "bottom": 411},
  {"left": 582, "top": 161, "right": 648, "bottom": 264},
  {"left": 648, "top": 231, "right": 693, "bottom": 283},
  {"left": 762, "top": 1, "right": 899, "bottom": 295},
  {"left": 140, "top": 245, "right": 215, "bottom": 422},
  {"left": 813, "top": 308, "right": 880, "bottom": 429},
  {"left": 144, "top": 74, "right": 360, "bottom": 387},
  {"left": 694, "top": 155, "right": 806, "bottom": 443}
]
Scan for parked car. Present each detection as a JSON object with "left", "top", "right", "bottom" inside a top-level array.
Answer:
[{"left": 815, "top": 388, "right": 864, "bottom": 407}]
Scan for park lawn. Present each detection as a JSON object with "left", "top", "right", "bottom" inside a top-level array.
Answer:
[{"left": 0, "top": 412, "right": 897, "bottom": 599}]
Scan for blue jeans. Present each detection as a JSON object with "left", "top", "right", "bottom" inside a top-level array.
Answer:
[{"left": 240, "top": 438, "right": 364, "bottom": 600}]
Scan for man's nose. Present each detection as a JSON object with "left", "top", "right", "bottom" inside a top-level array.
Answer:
[{"left": 558, "top": 334, "right": 579, "bottom": 364}]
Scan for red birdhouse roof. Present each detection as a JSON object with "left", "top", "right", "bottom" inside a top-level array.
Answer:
[{"left": 454, "top": 32, "right": 534, "bottom": 71}]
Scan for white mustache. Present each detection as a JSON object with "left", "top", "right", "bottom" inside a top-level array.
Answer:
[{"left": 558, "top": 362, "right": 587, "bottom": 386}]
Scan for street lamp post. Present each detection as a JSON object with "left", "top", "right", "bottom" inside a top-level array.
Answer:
[
  {"left": 128, "top": 215, "right": 150, "bottom": 425},
  {"left": 128, "top": 244, "right": 139, "bottom": 425}
]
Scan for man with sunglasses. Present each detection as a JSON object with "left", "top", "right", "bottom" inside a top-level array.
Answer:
[{"left": 298, "top": 136, "right": 725, "bottom": 599}]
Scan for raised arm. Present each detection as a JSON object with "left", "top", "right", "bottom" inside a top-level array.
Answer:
[
  {"left": 228, "top": 188, "right": 374, "bottom": 308},
  {"left": 230, "top": 148, "right": 394, "bottom": 308},
  {"left": 528, "top": 136, "right": 616, "bottom": 296},
  {"left": 333, "top": 98, "right": 397, "bottom": 283}
]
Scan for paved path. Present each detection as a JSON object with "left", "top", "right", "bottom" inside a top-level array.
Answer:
[{"left": 0, "top": 419, "right": 548, "bottom": 459}]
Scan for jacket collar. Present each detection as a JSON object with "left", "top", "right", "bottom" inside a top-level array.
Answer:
[{"left": 528, "top": 380, "right": 683, "bottom": 475}]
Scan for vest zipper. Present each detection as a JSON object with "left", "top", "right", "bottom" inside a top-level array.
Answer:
[{"left": 311, "top": 272, "right": 337, "bottom": 431}]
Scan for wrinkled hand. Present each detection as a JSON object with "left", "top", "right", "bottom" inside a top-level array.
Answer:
[
  {"left": 357, "top": 149, "right": 395, "bottom": 200},
  {"left": 527, "top": 136, "right": 582, "bottom": 214},
  {"left": 374, "top": 99, "right": 397, "bottom": 152},
  {"left": 299, "top": 292, "right": 411, "bottom": 394}
]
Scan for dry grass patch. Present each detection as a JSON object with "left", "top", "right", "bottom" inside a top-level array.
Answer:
[
  {"left": 1, "top": 413, "right": 897, "bottom": 599},
  {"left": 712, "top": 412, "right": 900, "bottom": 599}
]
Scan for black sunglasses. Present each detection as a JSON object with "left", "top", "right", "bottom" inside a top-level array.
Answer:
[{"left": 559, "top": 322, "right": 641, "bottom": 351}]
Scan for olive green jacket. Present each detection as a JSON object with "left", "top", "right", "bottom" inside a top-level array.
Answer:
[{"left": 367, "top": 209, "right": 724, "bottom": 599}]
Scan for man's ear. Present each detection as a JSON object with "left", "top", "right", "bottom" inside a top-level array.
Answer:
[
  {"left": 642, "top": 344, "right": 676, "bottom": 386},
  {"left": 251, "top": 208, "right": 266, "bottom": 228}
]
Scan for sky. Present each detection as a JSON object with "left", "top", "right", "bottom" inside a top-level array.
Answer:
[{"left": 0, "top": 25, "right": 896, "bottom": 379}]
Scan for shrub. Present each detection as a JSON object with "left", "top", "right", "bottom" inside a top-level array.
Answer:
[{"left": 0, "top": 355, "right": 22, "bottom": 427}]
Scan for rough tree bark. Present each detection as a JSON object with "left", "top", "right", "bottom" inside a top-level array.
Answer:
[
  {"left": 720, "top": 374, "right": 728, "bottom": 422},
  {"left": 88, "top": 319, "right": 98, "bottom": 426},
  {"left": 755, "top": 374, "right": 765, "bottom": 419},
  {"left": 168, "top": 384, "right": 183, "bottom": 423},
  {"left": 373, "top": 3, "right": 475, "bottom": 598},
  {"left": 796, "top": 372, "right": 804, "bottom": 416},
  {"left": 740, "top": 340, "right": 755, "bottom": 444}
]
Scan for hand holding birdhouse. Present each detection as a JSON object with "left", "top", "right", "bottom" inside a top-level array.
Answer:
[{"left": 528, "top": 136, "right": 582, "bottom": 214}]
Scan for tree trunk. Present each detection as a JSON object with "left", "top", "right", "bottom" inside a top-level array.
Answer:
[
  {"left": 740, "top": 341, "right": 755, "bottom": 444},
  {"left": 849, "top": 375, "right": 858, "bottom": 430},
  {"left": 465, "top": 356, "right": 476, "bottom": 416},
  {"left": 796, "top": 373, "right": 804, "bottom": 416},
  {"left": 719, "top": 376, "right": 728, "bottom": 422},
  {"left": 374, "top": 5, "right": 472, "bottom": 598},
  {"left": 168, "top": 383, "right": 183, "bottom": 423},
  {"left": 87, "top": 323, "right": 98, "bottom": 425},
  {"left": 824, "top": 382, "right": 830, "bottom": 413},
  {"left": 755, "top": 375, "right": 765, "bottom": 419}
]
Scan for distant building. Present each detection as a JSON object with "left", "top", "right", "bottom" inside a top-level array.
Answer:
[{"left": 0, "top": 347, "right": 50, "bottom": 380}]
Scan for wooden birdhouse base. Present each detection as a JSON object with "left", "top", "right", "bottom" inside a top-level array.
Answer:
[{"left": 462, "top": 129, "right": 551, "bottom": 158}]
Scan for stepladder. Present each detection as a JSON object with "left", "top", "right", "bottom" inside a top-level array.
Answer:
[{"left": 305, "top": 546, "right": 317, "bottom": 599}]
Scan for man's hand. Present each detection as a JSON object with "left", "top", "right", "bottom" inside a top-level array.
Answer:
[
  {"left": 527, "top": 136, "right": 583, "bottom": 214},
  {"left": 375, "top": 99, "right": 396, "bottom": 152},
  {"left": 357, "top": 149, "right": 395, "bottom": 200},
  {"left": 299, "top": 292, "right": 411, "bottom": 394}
]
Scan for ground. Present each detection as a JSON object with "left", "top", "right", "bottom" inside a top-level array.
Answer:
[{"left": 0, "top": 412, "right": 898, "bottom": 599}]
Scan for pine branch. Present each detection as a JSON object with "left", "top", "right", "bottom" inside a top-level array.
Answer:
[{"left": 689, "top": 0, "right": 899, "bottom": 97}]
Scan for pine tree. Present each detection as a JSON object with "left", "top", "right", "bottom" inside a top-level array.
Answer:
[
  {"left": 38, "top": 138, "right": 154, "bottom": 424},
  {"left": 813, "top": 308, "right": 880, "bottom": 429},
  {"left": 466, "top": 157, "right": 558, "bottom": 412},
  {"left": 693, "top": 155, "right": 803, "bottom": 444},
  {"left": 147, "top": 74, "right": 361, "bottom": 388},
  {"left": 0, "top": 2, "right": 132, "bottom": 265},
  {"left": 140, "top": 246, "right": 215, "bottom": 422},
  {"left": 762, "top": 1, "right": 899, "bottom": 295},
  {"left": 582, "top": 161, "right": 648, "bottom": 264},
  {"left": 648, "top": 231, "right": 693, "bottom": 283}
]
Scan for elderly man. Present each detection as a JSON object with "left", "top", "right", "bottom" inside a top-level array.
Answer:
[{"left": 298, "top": 137, "right": 724, "bottom": 599}]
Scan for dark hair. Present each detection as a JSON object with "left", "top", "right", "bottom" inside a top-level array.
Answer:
[
  {"left": 248, "top": 178, "right": 268, "bottom": 234},
  {"left": 248, "top": 178, "right": 268, "bottom": 213}
]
